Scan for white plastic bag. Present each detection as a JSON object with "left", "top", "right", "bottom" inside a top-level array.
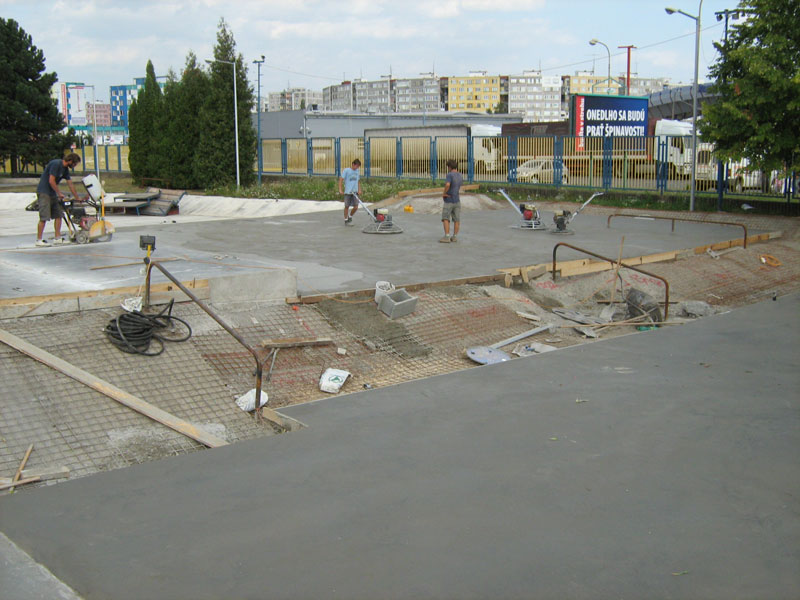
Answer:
[
  {"left": 235, "top": 388, "right": 269, "bottom": 412},
  {"left": 319, "top": 368, "right": 351, "bottom": 393}
]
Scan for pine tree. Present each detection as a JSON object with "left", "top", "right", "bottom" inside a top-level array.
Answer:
[
  {"left": 195, "top": 18, "right": 257, "bottom": 187},
  {"left": 160, "top": 53, "right": 210, "bottom": 189},
  {"left": 0, "top": 18, "right": 75, "bottom": 174},
  {"left": 701, "top": 0, "right": 800, "bottom": 173},
  {"left": 128, "top": 60, "right": 165, "bottom": 182}
]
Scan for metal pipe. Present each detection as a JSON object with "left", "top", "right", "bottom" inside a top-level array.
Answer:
[
  {"left": 552, "top": 242, "right": 670, "bottom": 319},
  {"left": 144, "top": 260, "right": 271, "bottom": 421},
  {"left": 606, "top": 213, "right": 747, "bottom": 248}
]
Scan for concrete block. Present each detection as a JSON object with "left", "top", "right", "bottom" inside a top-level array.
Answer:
[
  {"left": 208, "top": 268, "right": 297, "bottom": 304},
  {"left": 378, "top": 288, "right": 418, "bottom": 319}
]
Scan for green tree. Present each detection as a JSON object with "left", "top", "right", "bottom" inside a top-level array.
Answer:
[
  {"left": 128, "top": 60, "right": 165, "bottom": 181},
  {"left": 701, "top": 0, "right": 800, "bottom": 173},
  {"left": 195, "top": 18, "right": 257, "bottom": 187},
  {"left": 160, "top": 53, "right": 210, "bottom": 189},
  {"left": 0, "top": 18, "right": 74, "bottom": 174}
]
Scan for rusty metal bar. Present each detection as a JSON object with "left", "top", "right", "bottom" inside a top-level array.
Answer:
[
  {"left": 607, "top": 213, "right": 748, "bottom": 248},
  {"left": 552, "top": 242, "right": 670, "bottom": 320},
  {"left": 143, "top": 260, "right": 272, "bottom": 423}
]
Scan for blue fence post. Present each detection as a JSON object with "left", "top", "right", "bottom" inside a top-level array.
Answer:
[
  {"left": 104, "top": 145, "right": 109, "bottom": 173},
  {"left": 335, "top": 138, "right": 341, "bottom": 178},
  {"left": 467, "top": 136, "right": 474, "bottom": 183},
  {"left": 602, "top": 136, "right": 613, "bottom": 189},
  {"left": 430, "top": 138, "right": 437, "bottom": 182},
  {"left": 281, "top": 139, "right": 287, "bottom": 175},
  {"left": 365, "top": 138, "right": 371, "bottom": 178},
  {"left": 656, "top": 137, "right": 667, "bottom": 193},
  {"left": 554, "top": 136, "right": 564, "bottom": 186},
  {"left": 508, "top": 137, "right": 518, "bottom": 183},
  {"left": 117, "top": 145, "right": 122, "bottom": 172},
  {"left": 307, "top": 138, "right": 313, "bottom": 176},
  {"left": 396, "top": 138, "right": 403, "bottom": 178}
]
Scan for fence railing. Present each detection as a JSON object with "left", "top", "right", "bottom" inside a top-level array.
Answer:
[{"left": 3, "top": 136, "right": 796, "bottom": 201}]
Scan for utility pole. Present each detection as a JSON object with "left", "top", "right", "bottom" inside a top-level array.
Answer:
[{"left": 618, "top": 45, "right": 636, "bottom": 95}]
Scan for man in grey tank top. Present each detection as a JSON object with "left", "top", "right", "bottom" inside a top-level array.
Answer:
[{"left": 440, "top": 159, "right": 462, "bottom": 243}]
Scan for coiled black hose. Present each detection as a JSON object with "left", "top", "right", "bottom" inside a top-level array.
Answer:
[{"left": 104, "top": 300, "right": 191, "bottom": 356}]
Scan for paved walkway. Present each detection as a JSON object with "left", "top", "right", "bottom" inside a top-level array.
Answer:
[{"left": 1, "top": 294, "right": 797, "bottom": 599}]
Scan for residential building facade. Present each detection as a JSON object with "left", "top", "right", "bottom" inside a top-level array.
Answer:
[
  {"left": 268, "top": 87, "right": 323, "bottom": 112},
  {"left": 508, "top": 71, "right": 563, "bottom": 122},
  {"left": 446, "top": 72, "right": 502, "bottom": 113}
]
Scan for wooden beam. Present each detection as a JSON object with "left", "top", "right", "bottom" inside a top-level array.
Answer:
[
  {"left": 0, "top": 466, "right": 70, "bottom": 486},
  {"left": 9, "top": 444, "right": 33, "bottom": 493},
  {"left": 0, "top": 279, "right": 209, "bottom": 307},
  {"left": 0, "top": 476, "right": 40, "bottom": 492},
  {"left": 0, "top": 328, "right": 229, "bottom": 449}
]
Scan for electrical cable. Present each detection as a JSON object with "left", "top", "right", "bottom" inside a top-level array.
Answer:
[{"left": 104, "top": 300, "right": 192, "bottom": 356}]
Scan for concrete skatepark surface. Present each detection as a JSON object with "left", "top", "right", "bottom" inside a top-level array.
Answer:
[
  {"left": 0, "top": 193, "right": 797, "bottom": 598},
  {"left": 0, "top": 192, "right": 758, "bottom": 299},
  {"left": 0, "top": 294, "right": 798, "bottom": 599}
]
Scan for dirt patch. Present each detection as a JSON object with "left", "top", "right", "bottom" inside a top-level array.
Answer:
[
  {"left": 375, "top": 193, "right": 505, "bottom": 214},
  {"left": 315, "top": 299, "right": 431, "bottom": 358}
]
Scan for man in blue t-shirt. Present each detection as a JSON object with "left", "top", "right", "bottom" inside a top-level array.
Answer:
[
  {"left": 338, "top": 158, "right": 362, "bottom": 225},
  {"left": 35, "top": 153, "right": 82, "bottom": 246},
  {"left": 440, "top": 159, "right": 463, "bottom": 243}
]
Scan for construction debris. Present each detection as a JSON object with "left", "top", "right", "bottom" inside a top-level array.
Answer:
[{"left": 625, "top": 289, "right": 662, "bottom": 323}]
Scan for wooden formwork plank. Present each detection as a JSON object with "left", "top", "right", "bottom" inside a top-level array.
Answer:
[
  {"left": 0, "top": 279, "right": 209, "bottom": 307},
  {"left": 0, "top": 328, "right": 229, "bottom": 449}
]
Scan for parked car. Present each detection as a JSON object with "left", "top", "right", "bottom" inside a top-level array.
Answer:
[{"left": 517, "top": 158, "right": 570, "bottom": 184}]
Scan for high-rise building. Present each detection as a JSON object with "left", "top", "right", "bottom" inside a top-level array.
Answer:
[
  {"left": 508, "top": 71, "right": 563, "bottom": 122},
  {"left": 446, "top": 72, "right": 501, "bottom": 113},
  {"left": 353, "top": 78, "right": 394, "bottom": 113},
  {"left": 268, "top": 88, "right": 323, "bottom": 112},
  {"left": 323, "top": 81, "right": 355, "bottom": 112},
  {"left": 110, "top": 76, "right": 166, "bottom": 128},
  {"left": 393, "top": 75, "right": 441, "bottom": 113}
]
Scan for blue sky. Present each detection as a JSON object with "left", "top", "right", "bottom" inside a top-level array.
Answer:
[{"left": 2, "top": 0, "right": 743, "bottom": 102}]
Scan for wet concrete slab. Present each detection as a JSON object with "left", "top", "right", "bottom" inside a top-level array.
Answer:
[
  {"left": 1, "top": 294, "right": 797, "bottom": 599},
  {"left": 0, "top": 201, "right": 760, "bottom": 300}
]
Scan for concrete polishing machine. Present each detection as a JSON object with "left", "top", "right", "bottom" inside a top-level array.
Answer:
[
  {"left": 498, "top": 189, "right": 548, "bottom": 230},
  {"left": 59, "top": 174, "right": 115, "bottom": 243},
  {"left": 551, "top": 191, "right": 603, "bottom": 234},
  {"left": 354, "top": 193, "right": 403, "bottom": 234}
]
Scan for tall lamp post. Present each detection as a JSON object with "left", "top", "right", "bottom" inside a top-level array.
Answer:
[
  {"left": 666, "top": 1, "right": 703, "bottom": 212},
  {"left": 206, "top": 58, "right": 240, "bottom": 188},
  {"left": 589, "top": 38, "right": 612, "bottom": 94},
  {"left": 253, "top": 55, "right": 265, "bottom": 185}
]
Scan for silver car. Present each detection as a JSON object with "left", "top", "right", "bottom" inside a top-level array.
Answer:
[{"left": 517, "top": 158, "right": 570, "bottom": 184}]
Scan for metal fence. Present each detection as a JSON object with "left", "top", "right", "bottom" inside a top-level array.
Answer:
[{"left": 4, "top": 136, "right": 797, "bottom": 201}]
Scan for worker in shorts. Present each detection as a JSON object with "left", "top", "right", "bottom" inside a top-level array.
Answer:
[
  {"left": 440, "top": 159, "right": 463, "bottom": 243},
  {"left": 35, "top": 152, "right": 82, "bottom": 246},
  {"left": 338, "top": 158, "right": 362, "bottom": 225}
]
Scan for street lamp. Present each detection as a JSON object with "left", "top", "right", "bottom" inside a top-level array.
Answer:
[
  {"left": 589, "top": 38, "right": 612, "bottom": 95},
  {"left": 205, "top": 58, "right": 240, "bottom": 188},
  {"left": 253, "top": 55, "right": 265, "bottom": 185},
  {"left": 666, "top": 1, "right": 703, "bottom": 212}
]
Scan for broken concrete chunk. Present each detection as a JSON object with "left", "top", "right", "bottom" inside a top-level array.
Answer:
[{"left": 676, "top": 300, "right": 716, "bottom": 318}]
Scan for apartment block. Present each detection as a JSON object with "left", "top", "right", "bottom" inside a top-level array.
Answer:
[
  {"left": 353, "top": 78, "right": 394, "bottom": 113},
  {"left": 268, "top": 87, "right": 323, "bottom": 112},
  {"left": 323, "top": 81, "right": 355, "bottom": 112},
  {"left": 394, "top": 75, "right": 441, "bottom": 113},
  {"left": 446, "top": 72, "right": 501, "bottom": 113},
  {"left": 110, "top": 76, "right": 166, "bottom": 128},
  {"left": 508, "top": 70, "right": 563, "bottom": 122}
]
